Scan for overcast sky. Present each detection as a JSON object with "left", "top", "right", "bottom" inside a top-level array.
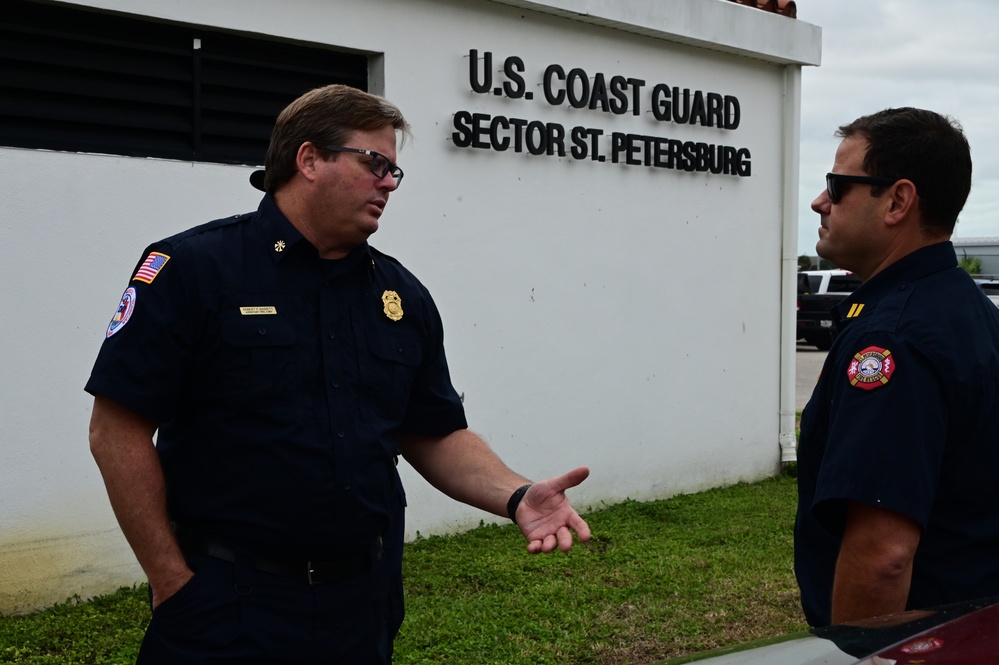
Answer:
[{"left": 794, "top": 0, "right": 999, "bottom": 255}]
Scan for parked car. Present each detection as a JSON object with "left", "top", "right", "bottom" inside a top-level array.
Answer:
[
  {"left": 659, "top": 595, "right": 999, "bottom": 664},
  {"left": 796, "top": 270, "right": 861, "bottom": 350},
  {"left": 975, "top": 278, "right": 999, "bottom": 307}
]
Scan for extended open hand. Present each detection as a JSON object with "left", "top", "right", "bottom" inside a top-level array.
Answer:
[{"left": 517, "top": 466, "right": 591, "bottom": 553}]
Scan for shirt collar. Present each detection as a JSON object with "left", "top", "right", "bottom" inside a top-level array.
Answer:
[
  {"left": 837, "top": 241, "right": 957, "bottom": 315},
  {"left": 256, "top": 193, "right": 307, "bottom": 263},
  {"left": 254, "top": 193, "right": 374, "bottom": 269}
]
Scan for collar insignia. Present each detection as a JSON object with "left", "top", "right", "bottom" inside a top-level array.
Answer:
[
  {"left": 274, "top": 240, "right": 286, "bottom": 252},
  {"left": 847, "top": 346, "right": 895, "bottom": 390},
  {"left": 382, "top": 290, "right": 403, "bottom": 321}
]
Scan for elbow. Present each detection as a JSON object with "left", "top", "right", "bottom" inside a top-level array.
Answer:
[
  {"left": 871, "top": 548, "right": 915, "bottom": 583},
  {"left": 87, "top": 396, "right": 158, "bottom": 463},
  {"left": 88, "top": 413, "right": 110, "bottom": 462}
]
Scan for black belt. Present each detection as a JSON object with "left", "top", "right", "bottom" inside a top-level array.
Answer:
[{"left": 174, "top": 525, "right": 377, "bottom": 585}]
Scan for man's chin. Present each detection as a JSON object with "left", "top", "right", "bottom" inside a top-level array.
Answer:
[
  {"left": 815, "top": 237, "right": 831, "bottom": 260},
  {"left": 814, "top": 244, "right": 845, "bottom": 270}
]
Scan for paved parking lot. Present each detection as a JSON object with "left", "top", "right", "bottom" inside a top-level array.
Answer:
[{"left": 795, "top": 343, "right": 827, "bottom": 411}]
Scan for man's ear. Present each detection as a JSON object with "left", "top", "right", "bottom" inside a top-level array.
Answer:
[
  {"left": 884, "top": 179, "right": 919, "bottom": 228},
  {"left": 295, "top": 142, "right": 321, "bottom": 183}
]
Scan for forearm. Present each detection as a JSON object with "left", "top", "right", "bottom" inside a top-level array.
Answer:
[
  {"left": 830, "top": 501, "right": 920, "bottom": 624},
  {"left": 399, "top": 429, "right": 530, "bottom": 517},
  {"left": 89, "top": 397, "right": 190, "bottom": 603},
  {"left": 831, "top": 548, "right": 913, "bottom": 623}
]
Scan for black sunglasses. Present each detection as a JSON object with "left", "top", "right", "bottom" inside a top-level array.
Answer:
[
  {"left": 322, "top": 145, "right": 404, "bottom": 186},
  {"left": 825, "top": 172, "right": 900, "bottom": 203}
]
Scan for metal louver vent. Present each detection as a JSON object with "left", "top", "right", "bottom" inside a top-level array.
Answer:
[{"left": 0, "top": 0, "right": 368, "bottom": 165}]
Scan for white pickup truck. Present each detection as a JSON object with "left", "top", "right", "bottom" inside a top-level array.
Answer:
[{"left": 796, "top": 270, "right": 861, "bottom": 350}]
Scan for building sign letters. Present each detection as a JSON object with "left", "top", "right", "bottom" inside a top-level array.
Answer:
[{"left": 452, "top": 50, "right": 751, "bottom": 177}]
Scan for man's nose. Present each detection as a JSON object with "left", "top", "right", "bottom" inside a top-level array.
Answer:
[
  {"left": 811, "top": 190, "right": 830, "bottom": 214},
  {"left": 377, "top": 173, "right": 399, "bottom": 192}
]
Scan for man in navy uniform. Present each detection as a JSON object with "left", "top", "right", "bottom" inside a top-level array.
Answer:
[
  {"left": 87, "top": 84, "right": 590, "bottom": 663},
  {"left": 795, "top": 107, "right": 999, "bottom": 627}
]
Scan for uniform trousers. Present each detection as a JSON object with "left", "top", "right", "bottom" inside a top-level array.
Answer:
[{"left": 136, "top": 545, "right": 403, "bottom": 664}]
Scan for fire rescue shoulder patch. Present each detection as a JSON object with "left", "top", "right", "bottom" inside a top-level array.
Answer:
[
  {"left": 106, "top": 287, "right": 136, "bottom": 338},
  {"left": 847, "top": 346, "right": 895, "bottom": 391}
]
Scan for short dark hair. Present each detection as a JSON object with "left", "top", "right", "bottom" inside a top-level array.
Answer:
[
  {"left": 263, "top": 84, "right": 411, "bottom": 191},
  {"left": 836, "top": 107, "right": 972, "bottom": 235}
]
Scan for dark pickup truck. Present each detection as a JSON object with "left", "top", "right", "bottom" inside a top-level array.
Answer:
[{"left": 797, "top": 270, "right": 862, "bottom": 350}]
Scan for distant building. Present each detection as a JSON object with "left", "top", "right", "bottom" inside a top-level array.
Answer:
[{"left": 953, "top": 237, "right": 999, "bottom": 276}]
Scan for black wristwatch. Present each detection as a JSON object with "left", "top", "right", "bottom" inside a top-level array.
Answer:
[{"left": 507, "top": 484, "right": 533, "bottom": 524}]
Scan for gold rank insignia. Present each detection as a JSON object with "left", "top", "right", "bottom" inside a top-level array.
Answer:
[
  {"left": 274, "top": 240, "right": 286, "bottom": 252},
  {"left": 382, "top": 290, "right": 403, "bottom": 321}
]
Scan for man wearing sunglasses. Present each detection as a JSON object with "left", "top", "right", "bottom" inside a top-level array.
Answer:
[
  {"left": 86, "top": 84, "right": 590, "bottom": 663},
  {"left": 794, "top": 107, "right": 999, "bottom": 628}
]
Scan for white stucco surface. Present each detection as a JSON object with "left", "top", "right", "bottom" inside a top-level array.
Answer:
[{"left": 0, "top": 0, "right": 818, "bottom": 612}]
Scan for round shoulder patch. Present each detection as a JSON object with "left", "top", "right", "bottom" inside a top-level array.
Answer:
[
  {"left": 106, "top": 287, "right": 136, "bottom": 338},
  {"left": 847, "top": 346, "right": 895, "bottom": 390}
]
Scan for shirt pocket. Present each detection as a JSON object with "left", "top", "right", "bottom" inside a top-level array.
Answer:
[
  {"left": 216, "top": 315, "right": 299, "bottom": 402},
  {"left": 359, "top": 331, "right": 423, "bottom": 423}
]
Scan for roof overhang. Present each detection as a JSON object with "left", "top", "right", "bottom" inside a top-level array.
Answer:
[{"left": 484, "top": 0, "right": 822, "bottom": 66}]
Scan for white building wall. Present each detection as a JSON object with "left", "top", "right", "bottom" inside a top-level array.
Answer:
[{"left": 0, "top": 0, "right": 820, "bottom": 612}]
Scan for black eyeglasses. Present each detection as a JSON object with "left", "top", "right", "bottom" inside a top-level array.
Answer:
[
  {"left": 825, "top": 172, "right": 900, "bottom": 203},
  {"left": 322, "top": 145, "right": 404, "bottom": 186}
]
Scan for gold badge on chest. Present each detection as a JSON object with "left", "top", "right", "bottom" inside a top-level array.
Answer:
[{"left": 382, "top": 290, "right": 403, "bottom": 321}]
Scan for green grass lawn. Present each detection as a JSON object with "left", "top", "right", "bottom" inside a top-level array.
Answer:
[{"left": 0, "top": 475, "right": 805, "bottom": 665}]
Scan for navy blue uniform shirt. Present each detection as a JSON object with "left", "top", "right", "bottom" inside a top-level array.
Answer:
[
  {"left": 86, "top": 194, "right": 467, "bottom": 559},
  {"left": 794, "top": 241, "right": 999, "bottom": 627}
]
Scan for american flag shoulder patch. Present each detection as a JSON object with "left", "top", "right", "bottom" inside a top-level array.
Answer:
[{"left": 133, "top": 252, "right": 171, "bottom": 284}]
